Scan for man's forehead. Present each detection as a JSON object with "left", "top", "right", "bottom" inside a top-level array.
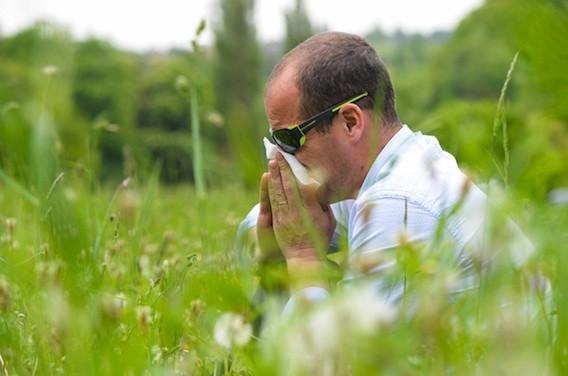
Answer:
[
  {"left": 265, "top": 67, "right": 301, "bottom": 129},
  {"left": 266, "top": 64, "right": 298, "bottom": 97}
]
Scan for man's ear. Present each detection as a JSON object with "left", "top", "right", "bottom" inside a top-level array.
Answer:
[{"left": 339, "top": 104, "right": 365, "bottom": 142}]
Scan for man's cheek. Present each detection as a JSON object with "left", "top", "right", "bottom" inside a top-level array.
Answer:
[{"left": 308, "top": 165, "right": 329, "bottom": 186}]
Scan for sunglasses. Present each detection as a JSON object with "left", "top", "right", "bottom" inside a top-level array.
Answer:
[{"left": 270, "top": 91, "right": 369, "bottom": 154}]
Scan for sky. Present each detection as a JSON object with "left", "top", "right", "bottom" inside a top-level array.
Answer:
[{"left": 0, "top": 0, "right": 484, "bottom": 51}]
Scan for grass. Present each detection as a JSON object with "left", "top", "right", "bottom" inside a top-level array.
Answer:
[
  {"left": 1, "top": 156, "right": 564, "bottom": 375},
  {"left": 0, "top": 180, "right": 259, "bottom": 375}
]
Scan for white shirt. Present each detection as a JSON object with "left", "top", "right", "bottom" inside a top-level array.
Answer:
[{"left": 236, "top": 125, "right": 506, "bottom": 310}]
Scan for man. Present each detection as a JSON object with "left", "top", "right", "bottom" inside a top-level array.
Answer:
[{"left": 238, "top": 31, "right": 490, "bottom": 310}]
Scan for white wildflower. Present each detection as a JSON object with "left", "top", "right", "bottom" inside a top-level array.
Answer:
[
  {"left": 292, "top": 285, "right": 395, "bottom": 356},
  {"left": 47, "top": 288, "right": 70, "bottom": 340},
  {"left": 121, "top": 177, "right": 132, "bottom": 189},
  {"left": 138, "top": 255, "right": 152, "bottom": 279},
  {"left": 305, "top": 304, "right": 340, "bottom": 355},
  {"left": 213, "top": 312, "right": 252, "bottom": 349},
  {"left": 42, "top": 65, "right": 59, "bottom": 76},
  {"left": 274, "top": 284, "right": 397, "bottom": 376},
  {"left": 338, "top": 285, "right": 396, "bottom": 333}
]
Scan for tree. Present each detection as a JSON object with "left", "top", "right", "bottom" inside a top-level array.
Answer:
[
  {"left": 72, "top": 38, "right": 138, "bottom": 179},
  {"left": 73, "top": 38, "right": 137, "bottom": 129},
  {"left": 213, "top": 0, "right": 264, "bottom": 186},
  {"left": 0, "top": 22, "right": 82, "bottom": 181},
  {"left": 284, "top": 0, "right": 314, "bottom": 53},
  {"left": 214, "top": 0, "right": 261, "bottom": 115}
]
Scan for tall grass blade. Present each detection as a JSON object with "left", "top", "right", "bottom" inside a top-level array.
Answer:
[
  {"left": 492, "top": 52, "right": 519, "bottom": 188},
  {"left": 92, "top": 181, "right": 124, "bottom": 260},
  {"left": 134, "top": 162, "right": 161, "bottom": 238},
  {"left": 191, "top": 88, "right": 206, "bottom": 196}
]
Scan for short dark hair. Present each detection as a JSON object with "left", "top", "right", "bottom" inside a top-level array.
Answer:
[{"left": 268, "top": 32, "right": 399, "bottom": 132}]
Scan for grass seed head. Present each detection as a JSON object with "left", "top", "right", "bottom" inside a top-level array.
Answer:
[
  {"left": 4, "top": 218, "right": 16, "bottom": 232},
  {"left": 0, "top": 277, "right": 10, "bottom": 312},
  {"left": 100, "top": 293, "right": 127, "bottom": 322},
  {"left": 137, "top": 305, "right": 153, "bottom": 333}
]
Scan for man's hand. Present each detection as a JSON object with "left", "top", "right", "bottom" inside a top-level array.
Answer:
[
  {"left": 267, "top": 153, "right": 336, "bottom": 287},
  {"left": 256, "top": 172, "right": 282, "bottom": 263}
]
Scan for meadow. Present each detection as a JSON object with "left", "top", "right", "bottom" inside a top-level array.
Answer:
[
  {"left": 2, "top": 0, "right": 568, "bottom": 374},
  {"left": 1, "top": 142, "right": 565, "bottom": 375}
]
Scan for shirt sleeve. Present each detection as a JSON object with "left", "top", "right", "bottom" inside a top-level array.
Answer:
[
  {"left": 234, "top": 204, "right": 260, "bottom": 264},
  {"left": 349, "top": 196, "right": 438, "bottom": 254},
  {"left": 282, "top": 197, "right": 441, "bottom": 312},
  {"left": 348, "top": 195, "right": 470, "bottom": 305}
]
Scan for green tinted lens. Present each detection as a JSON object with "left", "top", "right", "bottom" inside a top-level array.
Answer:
[{"left": 272, "top": 128, "right": 301, "bottom": 153}]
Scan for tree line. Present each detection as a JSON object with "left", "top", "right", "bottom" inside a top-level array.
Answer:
[{"left": 0, "top": 0, "right": 566, "bottom": 200}]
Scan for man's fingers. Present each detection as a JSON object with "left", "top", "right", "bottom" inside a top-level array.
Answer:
[
  {"left": 258, "top": 173, "right": 272, "bottom": 227},
  {"left": 275, "top": 153, "right": 299, "bottom": 207},
  {"left": 259, "top": 173, "right": 271, "bottom": 211},
  {"left": 268, "top": 159, "right": 288, "bottom": 210}
]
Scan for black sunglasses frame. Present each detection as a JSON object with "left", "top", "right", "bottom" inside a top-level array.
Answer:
[{"left": 270, "top": 91, "right": 369, "bottom": 154}]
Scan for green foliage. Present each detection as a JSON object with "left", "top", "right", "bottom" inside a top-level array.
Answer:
[
  {"left": 0, "top": 21, "right": 73, "bottom": 71},
  {"left": 510, "top": 0, "right": 568, "bottom": 121},
  {"left": 214, "top": 0, "right": 262, "bottom": 115},
  {"left": 0, "top": 179, "right": 257, "bottom": 374},
  {"left": 137, "top": 55, "right": 191, "bottom": 131},
  {"left": 384, "top": 0, "right": 568, "bottom": 201},
  {"left": 426, "top": 4, "right": 518, "bottom": 106},
  {"left": 0, "top": 60, "right": 33, "bottom": 104},
  {"left": 72, "top": 38, "right": 139, "bottom": 180},
  {"left": 369, "top": 29, "right": 448, "bottom": 126},
  {"left": 0, "top": 21, "right": 222, "bottom": 186},
  {"left": 214, "top": 0, "right": 264, "bottom": 187},
  {"left": 73, "top": 38, "right": 137, "bottom": 128}
]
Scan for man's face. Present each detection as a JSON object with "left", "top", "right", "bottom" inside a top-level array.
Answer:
[{"left": 264, "top": 68, "right": 354, "bottom": 203}]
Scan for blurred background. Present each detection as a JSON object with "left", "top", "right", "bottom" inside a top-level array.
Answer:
[{"left": 1, "top": 0, "right": 567, "bottom": 198}]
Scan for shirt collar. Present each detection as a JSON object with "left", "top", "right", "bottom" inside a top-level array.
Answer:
[{"left": 358, "top": 124, "right": 414, "bottom": 196}]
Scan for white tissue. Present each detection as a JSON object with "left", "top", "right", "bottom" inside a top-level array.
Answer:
[{"left": 263, "top": 137, "right": 319, "bottom": 186}]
